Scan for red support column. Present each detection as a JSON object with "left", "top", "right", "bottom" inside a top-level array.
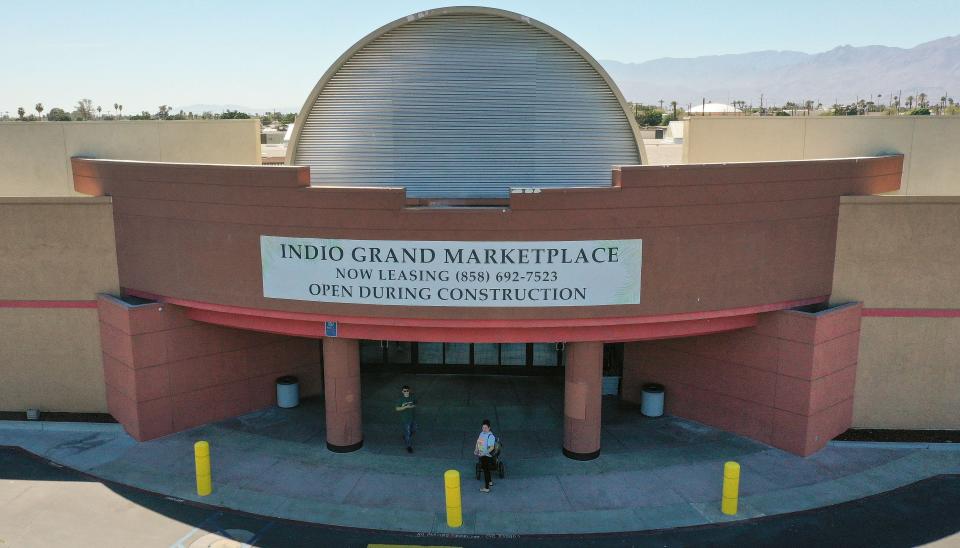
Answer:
[
  {"left": 563, "top": 341, "right": 604, "bottom": 460},
  {"left": 322, "top": 337, "right": 363, "bottom": 452}
]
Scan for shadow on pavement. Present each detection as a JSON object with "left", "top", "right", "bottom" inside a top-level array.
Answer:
[{"left": 2, "top": 446, "right": 959, "bottom": 547}]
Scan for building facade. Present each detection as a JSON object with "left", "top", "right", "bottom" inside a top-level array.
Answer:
[{"left": 2, "top": 7, "right": 957, "bottom": 459}]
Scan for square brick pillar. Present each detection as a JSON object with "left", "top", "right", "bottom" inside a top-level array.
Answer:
[
  {"left": 97, "top": 294, "right": 321, "bottom": 441},
  {"left": 623, "top": 303, "right": 862, "bottom": 456},
  {"left": 321, "top": 337, "right": 363, "bottom": 452},
  {"left": 563, "top": 341, "right": 604, "bottom": 460}
]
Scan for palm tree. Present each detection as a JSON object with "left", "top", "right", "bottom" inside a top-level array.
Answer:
[
  {"left": 906, "top": 96, "right": 914, "bottom": 109},
  {"left": 17, "top": 107, "right": 25, "bottom": 120},
  {"left": 670, "top": 100, "right": 678, "bottom": 120},
  {"left": 117, "top": 104, "right": 123, "bottom": 119},
  {"left": 96, "top": 105, "right": 102, "bottom": 119},
  {"left": 35, "top": 102, "right": 44, "bottom": 120},
  {"left": 918, "top": 93, "right": 928, "bottom": 108}
]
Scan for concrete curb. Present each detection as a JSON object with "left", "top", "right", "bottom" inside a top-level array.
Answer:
[
  {"left": 0, "top": 420, "right": 124, "bottom": 434},
  {"left": 829, "top": 440, "right": 960, "bottom": 451}
]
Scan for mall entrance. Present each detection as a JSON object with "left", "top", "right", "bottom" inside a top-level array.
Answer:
[
  {"left": 358, "top": 341, "right": 624, "bottom": 377},
  {"left": 360, "top": 341, "right": 564, "bottom": 374}
]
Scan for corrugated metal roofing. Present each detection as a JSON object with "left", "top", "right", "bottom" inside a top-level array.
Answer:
[{"left": 293, "top": 12, "right": 641, "bottom": 199}]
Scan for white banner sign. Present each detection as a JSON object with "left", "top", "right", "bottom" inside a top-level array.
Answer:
[{"left": 260, "top": 237, "right": 642, "bottom": 307}]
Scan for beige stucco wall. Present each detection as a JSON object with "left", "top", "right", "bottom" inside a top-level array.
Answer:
[
  {"left": 0, "top": 198, "right": 119, "bottom": 299},
  {"left": 0, "top": 120, "right": 261, "bottom": 197},
  {"left": 0, "top": 198, "right": 118, "bottom": 413},
  {"left": 683, "top": 117, "right": 960, "bottom": 195},
  {"left": 832, "top": 197, "right": 960, "bottom": 429},
  {"left": 854, "top": 317, "right": 960, "bottom": 429},
  {"left": 0, "top": 308, "right": 107, "bottom": 412}
]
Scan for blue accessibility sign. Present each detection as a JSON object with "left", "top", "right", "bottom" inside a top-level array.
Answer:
[{"left": 324, "top": 321, "right": 338, "bottom": 337}]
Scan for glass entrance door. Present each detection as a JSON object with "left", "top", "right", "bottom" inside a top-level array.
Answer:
[{"left": 360, "top": 340, "right": 564, "bottom": 374}]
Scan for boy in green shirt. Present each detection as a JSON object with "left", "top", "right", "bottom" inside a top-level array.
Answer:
[{"left": 395, "top": 385, "right": 417, "bottom": 453}]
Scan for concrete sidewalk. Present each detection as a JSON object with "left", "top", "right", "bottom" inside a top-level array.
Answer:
[{"left": 2, "top": 373, "right": 959, "bottom": 535}]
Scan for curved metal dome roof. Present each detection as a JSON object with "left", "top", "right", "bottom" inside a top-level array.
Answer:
[{"left": 288, "top": 6, "right": 645, "bottom": 199}]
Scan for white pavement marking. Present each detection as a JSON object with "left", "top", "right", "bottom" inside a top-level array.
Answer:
[{"left": 169, "top": 511, "right": 222, "bottom": 548}]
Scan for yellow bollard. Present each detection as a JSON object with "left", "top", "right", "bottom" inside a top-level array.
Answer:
[
  {"left": 194, "top": 441, "right": 212, "bottom": 497},
  {"left": 444, "top": 469, "right": 462, "bottom": 528},
  {"left": 721, "top": 461, "right": 740, "bottom": 515}
]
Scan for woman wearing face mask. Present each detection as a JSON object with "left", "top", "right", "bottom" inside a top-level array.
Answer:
[{"left": 474, "top": 419, "right": 496, "bottom": 492}]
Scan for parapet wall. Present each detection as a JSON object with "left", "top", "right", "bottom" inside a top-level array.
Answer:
[
  {"left": 0, "top": 120, "right": 261, "bottom": 197},
  {"left": 683, "top": 117, "right": 960, "bottom": 196},
  {"left": 71, "top": 155, "right": 901, "bottom": 329}
]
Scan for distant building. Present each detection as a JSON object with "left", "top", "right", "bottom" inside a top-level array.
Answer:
[{"left": 688, "top": 102, "right": 741, "bottom": 115}]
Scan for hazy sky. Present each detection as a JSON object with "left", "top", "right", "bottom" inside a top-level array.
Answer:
[{"left": 4, "top": 0, "right": 958, "bottom": 114}]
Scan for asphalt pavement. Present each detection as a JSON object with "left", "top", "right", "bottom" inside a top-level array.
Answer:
[{"left": 2, "top": 446, "right": 958, "bottom": 547}]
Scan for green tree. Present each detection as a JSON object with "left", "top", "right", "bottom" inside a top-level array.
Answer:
[
  {"left": 908, "top": 107, "right": 931, "bottom": 115},
  {"left": 156, "top": 105, "right": 172, "bottom": 119},
  {"left": 832, "top": 104, "right": 859, "bottom": 116},
  {"left": 74, "top": 98, "right": 94, "bottom": 120},
  {"left": 635, "top": 108, "right": 664, "bottom": 126},
  {"left": 47, "top": 107, "right": 71, "bottom": 121},
  {"left": 220, "top": 109, "right": 251, "bottom": 119},
  {"left": 96, "top": 105, "right": 102, "bottom": 118},
  {"left": 17, "top": 106, "right": 25, "bottom": 120},
  {"left": 35, "top": 102, "right": 44, "bottom": 120},
  {"left": 129, "top": 111, "right": 153, "bottom": 120}
]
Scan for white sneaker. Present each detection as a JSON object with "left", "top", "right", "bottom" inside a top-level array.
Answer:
[{"left": 480, "top": 487, "right": 490, "bottom": 493}]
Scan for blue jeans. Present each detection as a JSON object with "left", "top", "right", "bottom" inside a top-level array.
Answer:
[{"left": 403, "top": 422, "right": 416, "bottom": 447}]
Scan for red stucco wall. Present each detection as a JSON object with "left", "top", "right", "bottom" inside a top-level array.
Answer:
[
  {"left": 73, "top": 156, "right": 901, "bottom": 334},
  {"left": 623, "top": 303, "right": 862, "bottom": 455},
  {"left": 97, "top": 294, "right": 322, "bottom": 440}
]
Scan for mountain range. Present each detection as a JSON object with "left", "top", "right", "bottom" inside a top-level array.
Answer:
[
  {"left": 174, "top": 35, "right": 960, "bottom": 115},
  {"left": 600, "top": 35, "right": 960, "bottom": 108}
]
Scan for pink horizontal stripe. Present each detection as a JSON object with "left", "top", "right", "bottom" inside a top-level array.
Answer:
[
  {"left": 125, "top": 289, "right": 826, "bottom": 328},
  {"left": 0, "top": 300, "right": 98, "bottom": 309},
  {"left": 186, "top": 306, "right": 759, "bottom": 343},
  {"left": 862, "top": 308, "right": 960, "bottom": 318}
]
